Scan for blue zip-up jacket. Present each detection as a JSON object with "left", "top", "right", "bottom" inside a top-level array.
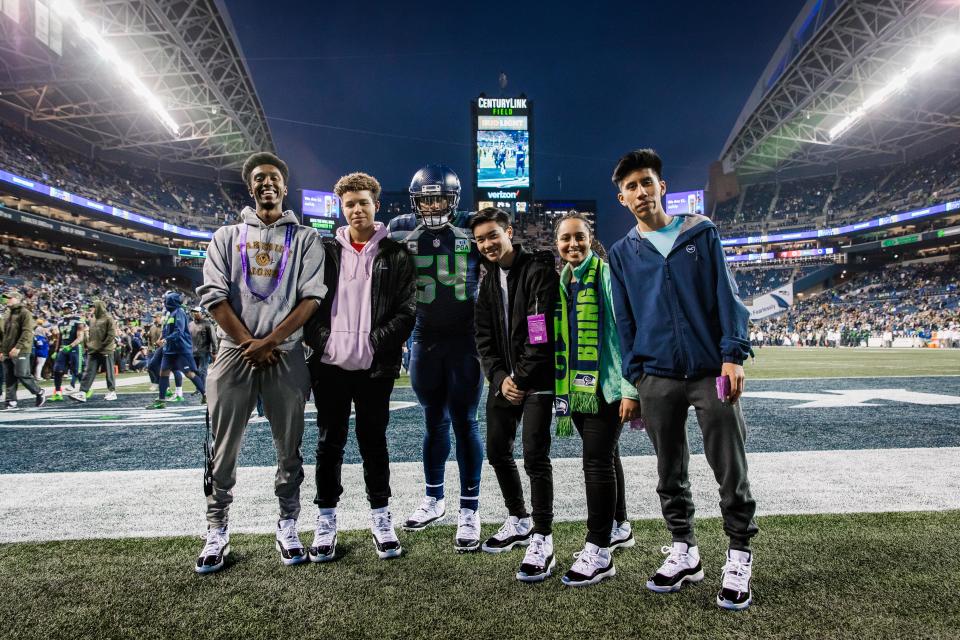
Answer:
[
  {"left": 608, "top": 213, "right": 752, "bottom": 383},
  {"left": 162, "top": 294, "right": 193, "bottom": 355}
]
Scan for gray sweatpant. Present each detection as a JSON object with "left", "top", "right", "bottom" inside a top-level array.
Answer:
[
  {"left": 205, "top": 346, "right": 310, "bottom": 527},
  {"left": 636, "top": 373, "right": 758, "bottom": 551},
  {"left": 79, "top": 352, "right": 116, "bottom": 393}
]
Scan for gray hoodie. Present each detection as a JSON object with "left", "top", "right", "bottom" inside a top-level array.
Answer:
[{"left": 196, "top": 207, "right": 327, "bottom": 351}]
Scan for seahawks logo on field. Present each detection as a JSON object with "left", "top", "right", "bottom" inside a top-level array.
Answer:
[
  {"left": 455, "top": 238, "right": 469, "bottom": 253},
  {"left": 573, "top": 373, "right": 596, "bottom": 386}
]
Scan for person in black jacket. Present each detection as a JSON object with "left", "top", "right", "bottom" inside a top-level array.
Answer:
[
  {"left": 471, "top": 208, "right": 560, "bottom": 583},
  {"left": 302, "top": 172, "right": 417, "bottom": 563}
]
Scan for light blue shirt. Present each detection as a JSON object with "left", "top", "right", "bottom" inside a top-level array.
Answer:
[{"left": 643, "top": 215, "right": 683, "bottom": 258}]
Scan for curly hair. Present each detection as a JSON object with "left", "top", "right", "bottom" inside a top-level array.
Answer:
[
  {"left": 241, "top": 152, "right": 289, "bottom": 186},
  {"left": 553, "top": 210, "right": 607, "bottom": 261},
  {"left": 333, "top": 172, "right": 382, "bottom": 201}
]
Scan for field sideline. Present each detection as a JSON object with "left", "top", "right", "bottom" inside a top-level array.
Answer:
[{"left": 2, "top": 347, "right": 958, "bottom": 638}]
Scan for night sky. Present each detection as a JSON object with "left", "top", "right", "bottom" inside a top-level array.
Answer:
[{"left": 225, "top": 1, "right": 806, "bottom": 246}]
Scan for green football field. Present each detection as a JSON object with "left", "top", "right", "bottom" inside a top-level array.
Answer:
[
  {"left": 77, "top": 346, "right": 960, "bottom": 394},
  {"left": 2, "top": 512, "right": 958, "bottom": 640},
  {"left": 4, "top": 347, "right": 959, "bottom": 639}
]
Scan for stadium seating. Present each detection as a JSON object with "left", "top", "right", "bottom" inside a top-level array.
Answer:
[
  {"left": 0, "top": 122, "right": 245, "bottom": 232},
  {"left": 712, "top": 142, "right": 960, "bottom": 234},
  {"left": 751, "top": 261, "right": 959, "bottom": 346}
]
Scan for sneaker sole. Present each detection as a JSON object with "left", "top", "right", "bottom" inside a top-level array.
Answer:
[
  {"left": 375, "top": 546, "right": 403, "bottom": 560},
  {"left": 717, "top": 593, "right": 752, "bottom": 610},
  {"left": 610, "top": 535, "right": 636, "bottom": 551},
  {"left": 308, "top": 548, "right": 337, "bottom": 563},
  {"left": 562, "top": 564, "right": 616, "bottom": 587},
  {"left": 481, "top": 537, "right": 531, "bottom": 554},
  {"left": 195, "top": 544, "right": 230, "bottom": 574},
  {"left": 516, "top": 555, "right": 556, "bottom": 583},
  {"left": 454, "top": 540, "right": 481, "bottom": 553},
  {"left": 401, "top": 512, "right": 445, "bottom": 531},
  {"left": 645, "top": 569, "right": 705, "bottom": 593},
  {"left": 275, "top": 540, "right": 308, "bottom": 566}
]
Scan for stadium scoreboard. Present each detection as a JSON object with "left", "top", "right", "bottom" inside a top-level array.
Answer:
[
  {"left": 301, "top": 189, "right": 340, "bottom": 236},
  {"left": 665, "top": 189, "right": 705, "bottom": 216},
  {"left": 472, "top": 95, "right": 533, "bottom": 219}
]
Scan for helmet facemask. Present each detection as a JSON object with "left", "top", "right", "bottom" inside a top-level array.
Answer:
[{"left": 412, "top": 193, "right": 459, "bottom": 230}]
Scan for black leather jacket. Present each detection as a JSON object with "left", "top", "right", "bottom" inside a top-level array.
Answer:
[{"left": 304, "top": 236, "right": 417, "bottom": 378}]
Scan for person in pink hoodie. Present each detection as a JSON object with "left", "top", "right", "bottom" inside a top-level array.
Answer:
[{"left": 302, "top": 172, "right": 417, "bottom": 562}]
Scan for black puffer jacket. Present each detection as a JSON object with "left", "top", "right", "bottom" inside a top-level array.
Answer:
[
  {"left": 475, "top": 244, "right": 559, "bottom": 394},
  {"left": 304, "top": 236, "right": 417, "bottom": 378}
]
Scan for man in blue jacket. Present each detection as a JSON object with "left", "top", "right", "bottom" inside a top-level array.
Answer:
[
  {"left": 607, "top": 149, "right": 757, "bottom": 611},
  {"left": 146, "top": 291, "right": 205, "bottom": 409}
]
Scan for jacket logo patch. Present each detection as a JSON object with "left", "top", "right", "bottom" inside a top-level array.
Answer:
[
  {"left": 407, "top": 241, "right": 419, "bottom": 254},
  {"left": 685, "top": 244, "right": 696, "bottom": 254},
  {"left": 455, "top": 238, "right": 469, "bottom": 253}
]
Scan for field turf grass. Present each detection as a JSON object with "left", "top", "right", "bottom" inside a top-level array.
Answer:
[
  {"left": 2, "top": 510, "right": 958, "bottom": 640},
  {"left": 69, "top": 347, "right": 960, "bottom": 395}
]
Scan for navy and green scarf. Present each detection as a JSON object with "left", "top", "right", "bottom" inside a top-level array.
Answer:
[{"left": 554, "top": 253, "right": 604, "bottom": 437}]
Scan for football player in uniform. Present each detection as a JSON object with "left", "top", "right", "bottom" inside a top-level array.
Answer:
[
  {"left": 387, "top": 165, "right": 485, "bottom": 552},
  {"left": 50, "top": 304, "right": 86, "bottom": 401},
  {"left": 146, "top": 291, "right": 206, "bottom": 409}
]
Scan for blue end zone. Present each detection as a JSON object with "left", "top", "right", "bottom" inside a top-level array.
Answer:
[{"left": 0, "top": 376, "right": 957, "bottom": 474}]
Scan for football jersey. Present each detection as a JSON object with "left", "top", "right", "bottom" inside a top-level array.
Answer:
[
  {"left": 59, "top": 317, "right": 83, "bottom": 346},
  {"left": 388, "top": 211, "right": 481, "bottom": 339}
]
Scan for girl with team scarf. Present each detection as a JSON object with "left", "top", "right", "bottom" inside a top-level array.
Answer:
[{"left": 553, "top": 211, "right": 642, "bottom": 587}]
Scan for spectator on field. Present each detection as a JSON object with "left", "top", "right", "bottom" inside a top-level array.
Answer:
[
  {"left": 189, "top": 307, "right": 218, "bottom": 383},
  {"left": 2, "top": 288, "right": 46, "bottom": 409}
]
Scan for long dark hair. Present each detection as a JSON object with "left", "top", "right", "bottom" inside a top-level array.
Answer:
[{"left": 553, "top": 210, "right": 607, "bottom": 261}]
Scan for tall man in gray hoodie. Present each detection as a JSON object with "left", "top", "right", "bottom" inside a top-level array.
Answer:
[{"left": 194, "top": 152, "right": 327, "bottom": 574}]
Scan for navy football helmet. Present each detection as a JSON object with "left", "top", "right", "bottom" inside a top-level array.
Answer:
[{"left": 409, "top": 164, "right": 460, "bottom": 230}]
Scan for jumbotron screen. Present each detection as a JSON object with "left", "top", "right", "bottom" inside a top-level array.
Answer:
[
  {"left": 302, "top": 189, "right": 340, "bottom": 218},
  {"left": 301, "top": 189, "right": 340, "bottom": 236},
  {"left": 665, "top": 189, "right": 705, "bottom": 216},
  {"left": 476, "top": 115, "right": 530, "bottom": 189}
]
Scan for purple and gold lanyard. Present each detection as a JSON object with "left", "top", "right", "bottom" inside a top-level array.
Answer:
[{"left": 238, "top": 223, "right": 294, "bottom": 301}]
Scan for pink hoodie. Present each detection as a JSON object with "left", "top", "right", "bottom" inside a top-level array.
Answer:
[{"left": 320, "top": 222, "right": 388, "bottom": 370}]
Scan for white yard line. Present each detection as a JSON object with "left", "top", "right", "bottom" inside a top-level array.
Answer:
[{"left": 1, "top": 447, "right": 957, "bottom": 543}]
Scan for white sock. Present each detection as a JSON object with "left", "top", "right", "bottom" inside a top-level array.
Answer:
[{"left": 176, "top": 386, "right": 183, "bottom": 397}]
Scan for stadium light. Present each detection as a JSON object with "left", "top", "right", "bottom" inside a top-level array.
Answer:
[
  {"left": 828, "top": 32, "right": 960, "bottom": 141},
  {"left": 50, "top": 0, "right": 181, "bottom": 137}
]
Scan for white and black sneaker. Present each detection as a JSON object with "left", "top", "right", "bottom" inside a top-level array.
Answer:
[
  {"left": 402, "top": 496, "right": 445, "bottom": 531},
  {"left": 481, "top": 515, "right": 532, "bottom": 553},
  {"left": 308, "top": 511, "right": 337, "bottom": 563},
  {"left": 562, "top": 542, "right": 616, "bottom": 587},
  {"left": 275, "top": 518, "right": 308, "bottom": 566},
  {"left": 516, "top": 533, "right": 555, "bottom": 583},
  {"left": 610, "top": 520, "right": 635, "bottom": 550},
  {"left": 717, "top": 549, "right": 753, "bottom": 611},
  {"left": 371, "top": 509, "right": 402, "bottom": 559},
  {"left": 3, "top": 400, "right": 18, "bottom": 411},
  {"left": 35, "top": 392, "right": 47, "bottom": 408},
  {"left": 68, "top": 391, "right": 87, "bottom": 403},
  {"left": 646, "top": 542, "right": 704, "bottom": 593},
  {"left": 195, "top": 525, "right": 229, "bottom": 574},
  {"left": 104, "top": 391, "right": 118, "bottom": 401},
  {"left": 454, "top": 508, "right": 481, "bottom": 553}
]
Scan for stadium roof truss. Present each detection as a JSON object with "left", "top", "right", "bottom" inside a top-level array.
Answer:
[
  {"left": 0, "top": 0, "right": 274, "bottom": 169},
  {"left": 721, "top": 0, "right": 960, "bottom": 177}
]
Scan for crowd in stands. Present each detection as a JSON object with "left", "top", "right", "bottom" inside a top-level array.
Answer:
[
  {"left": 732, "top": 264, "right": 823, "bottom": 300},
  {"left": 751, "top": 261, "right": 959, "bottom": 347},
  {"left": 0, "top": 122, "right": 246, "bottom": 232},
  {"left": 0, "top": 248, "right": 198, "bottom": 376},
  {"left": 713, "top": 142, "right": 960, "bottom": 235}
]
